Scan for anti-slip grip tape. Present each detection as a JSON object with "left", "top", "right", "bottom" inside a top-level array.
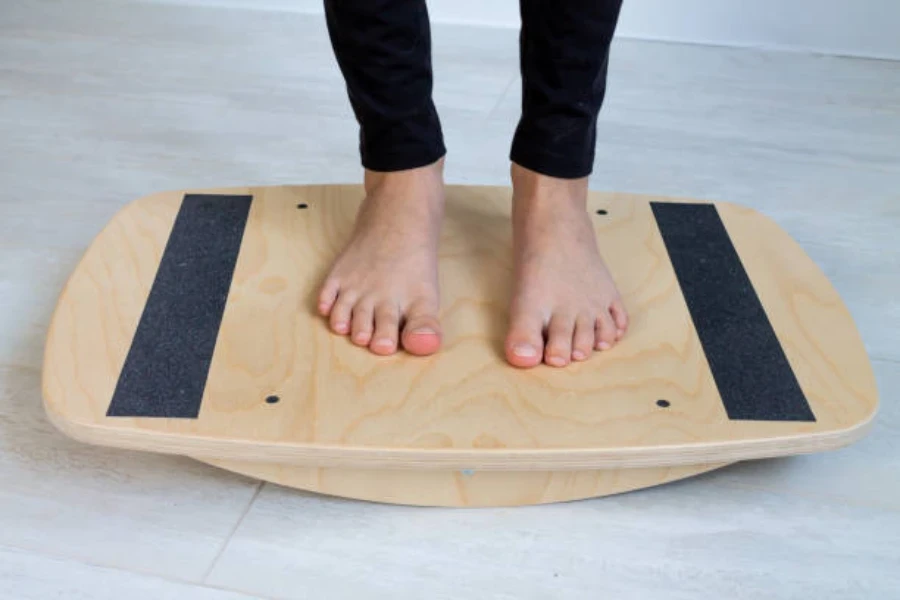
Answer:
[
  {"left": 107, "top": 194, "right": 252, "bottom": 418},
  {"left": 651, "top": 202, "right": 815, "bottom": 421}
]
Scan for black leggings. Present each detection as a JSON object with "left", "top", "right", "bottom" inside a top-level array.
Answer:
[{"left": 324, "top": 0, "right": 622, "bottom": 179}]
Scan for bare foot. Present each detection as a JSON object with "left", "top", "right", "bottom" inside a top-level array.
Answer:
[
  {"left": 505, "top": 163, "right": 629, "bottom": 368},
  {"left": 318, "top": 160, "right": 444, "bottom": 356}
]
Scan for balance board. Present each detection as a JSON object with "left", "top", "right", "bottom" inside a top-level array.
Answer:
[{"left": 42, "top": 184, "right": 878, "bottom": 507}]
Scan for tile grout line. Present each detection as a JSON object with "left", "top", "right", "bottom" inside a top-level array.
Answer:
[
  {"left": 872, "top": 355, "right": 900, "bottom": 365},
  {"left": 714, "top": 468, "right": 900, "bottom": 514},
  {"left": 201, "top": 481, "right": 265, "bottom": 584},
  {"left": 485, "top": 74, "right": 518, "bottom": 121},
  {"left": 0, "top": 541, "right": 278, "bottom": 599}
]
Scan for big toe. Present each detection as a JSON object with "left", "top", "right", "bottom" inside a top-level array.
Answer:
[
  {"left": 401, "top": 312, "right": 442, "bottom": 356},
  {"left": 505, "top": 304, "right": 545, "bottom": 369}
]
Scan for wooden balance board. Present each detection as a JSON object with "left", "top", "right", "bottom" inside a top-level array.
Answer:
[{"left": 42, "top": 184, "right": 878, "bottom": 507}]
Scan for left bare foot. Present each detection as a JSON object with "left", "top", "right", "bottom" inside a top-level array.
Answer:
[{"left": 505, "top": 163, "right": 629, "bottom": 368}]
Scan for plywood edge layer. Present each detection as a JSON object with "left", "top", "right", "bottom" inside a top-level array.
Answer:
[
  {"left": 42, "top": 403, "right": 876, "bottom": 471},
  {"left": 195, "top": 459, "right": 732, "bottom": 507}
]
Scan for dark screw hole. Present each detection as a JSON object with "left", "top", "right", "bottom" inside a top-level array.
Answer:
[
  {"left": 656, "top": 399, "right": 671, "bottom": 408},
  {"left": 265, "top": 395, "right": 280, "bottom": 404},
  {"left": 595, "top": 209, "right": 608, "bottom": 215},
  {"left": 296, "top": 203, "right": 308, "bottom": 209}
]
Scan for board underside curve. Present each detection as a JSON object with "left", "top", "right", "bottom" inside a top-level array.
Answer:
[{"left": 42, "top": 184, "right": 878, "bottom": 507}]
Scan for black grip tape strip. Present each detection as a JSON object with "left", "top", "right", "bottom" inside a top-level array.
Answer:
[
  {"left": 651, "top": 202, "right": 815, "bottom": 421},
  {"left": 107, "top": 194, "right": 252, "bottom": 418}
]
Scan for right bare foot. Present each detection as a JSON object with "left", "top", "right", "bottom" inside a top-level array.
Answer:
[{"left": 317, "top": 160, "right": 444, "bottom": 356}]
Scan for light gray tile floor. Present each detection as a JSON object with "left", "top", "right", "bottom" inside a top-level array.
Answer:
[{"left": 1, "top": 1, "right": 897, "bottom": 598}]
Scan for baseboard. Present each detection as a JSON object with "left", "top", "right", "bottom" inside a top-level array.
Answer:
[{"left": 143, "top": 0, "right": 900, "bottom": 61}]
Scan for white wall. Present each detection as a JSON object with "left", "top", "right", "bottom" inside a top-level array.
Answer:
[
  {"left": 153, "top": 0, "right": 900, "bottom": 60},
  {"left": 420, "top": 0, "right": 900, "bottom": 60},
  {"left": 622, "top": 0, "right": 899, "bottom": 59}
]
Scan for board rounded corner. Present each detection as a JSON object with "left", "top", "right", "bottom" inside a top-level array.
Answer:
[{"left": 40, "top": 386, "right": 101, "bottom": 448}]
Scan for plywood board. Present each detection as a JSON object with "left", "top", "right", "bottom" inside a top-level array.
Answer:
[{"left": 42, "top": 185, "right": 878, "bottom": 471}]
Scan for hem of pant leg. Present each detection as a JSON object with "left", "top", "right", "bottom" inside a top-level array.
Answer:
[
  {"left": 509, "top": 146, "right": 593, "bottom": 180},
  {"left": 362, "top": 146, "right": 447, "bottom": 173}
]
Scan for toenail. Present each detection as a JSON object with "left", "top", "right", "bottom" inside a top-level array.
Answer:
[
  {"left": 409, "top": 327, "right": 437, "bottom": 336},
  {"left": 512, "top": 343, "right": 538, "bottom": 358},
  {"left": 334, "top": 322, "right": 348, "bottom": 333},
  {"left": 572, "top": 350, "right": 586, "bottom": 361},
  {"left": 547, "top": 355, "right": 567, "bottom": 367},
  {"left": 598, "top": 341, "right": 611, "bottom": 350},
  {"left": 373, "top": 338, "right": 394, "bottom": 348},
  {"left": 354, "top": 332, "right": 369, "bottom": 343}
]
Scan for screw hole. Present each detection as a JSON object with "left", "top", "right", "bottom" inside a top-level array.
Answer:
[
  {"left": 595, "top": 209, "right": 608, "bottom": 215},
  {"left": 656, "top": 399, "right": 671, "bottom": 408},
  {"left": 265, "top": 395, "right": 280, "bottom": 404},
  {"left": 296, "top": 203, "right": 308, "bottom": 209}
]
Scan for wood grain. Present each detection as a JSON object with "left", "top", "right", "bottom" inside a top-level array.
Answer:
[
  {"left": 42, "top": 184, "right": 878, "bottom": 471},
  {"left": 201, "top": 459, "right": 727, "bottom": 506}
]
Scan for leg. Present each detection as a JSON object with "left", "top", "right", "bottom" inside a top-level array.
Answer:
[
  {"left": 319, "top": 0, "right": 446, "bottom": 356},
  {"left": 324, "top": 0, "right": 445, "bottom": 171},
  {"left": 506, "top": 0, "right": 629, "bottom": 368}
]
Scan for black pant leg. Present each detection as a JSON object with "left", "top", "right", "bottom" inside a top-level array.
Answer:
[
  {"left": 324, "top": 0, "right": 446, "bottom": 172},
  {"left": 511, "top": 0, "right": 623, "bottom": 179}
]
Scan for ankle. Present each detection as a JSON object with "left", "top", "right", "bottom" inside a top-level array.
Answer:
[
  {"left": 510, "top": 163, "right": 588, "bottom": 219},
  {"left": 364, "top": 158, "right": 445, "bottom": 197}
]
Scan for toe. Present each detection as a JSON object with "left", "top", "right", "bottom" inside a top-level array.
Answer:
[
  {"left": 594, "top": 311, "right": 617, "bottom": 350},
  {"left": 329, "top": 291, "right": 355, "bottom": 335},
  {"left": 505, "top": 303, "right": 545, "bottom": 369},
  {"left": 318, "top": 278, "right": 340, "bottom": 316},
  {"left": 370, "top": 302, "right": 401, "bottom": 356},
  {"left": 544, "top": 314, "right": 574, "bottom": 367},
  {"left": 350, "top": 299, "right": 375, "bottom": 347},
  {"left": 572, "top": 314, "right": 595, "bottom": 362},
  {"left": 401, "top": 300, "right": 441, "bottom": 356},
  {"left": 610, "top": 298, "right": 629, "bottom": 340}
]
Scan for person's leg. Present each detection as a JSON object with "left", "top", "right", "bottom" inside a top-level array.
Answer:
[
  {"left": 505, "top": 0, "right": 629, "bottom": 368},
  {"left": 324, "top": 0, "right": 445, "bottom": 171},
  {"left": 319, "top": 0, "right": 446, "bottom": 357}
]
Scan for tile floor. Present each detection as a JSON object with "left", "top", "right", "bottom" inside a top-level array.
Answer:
[{"left": 1, "top": 1, "right": 898, "bottom": 598}]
